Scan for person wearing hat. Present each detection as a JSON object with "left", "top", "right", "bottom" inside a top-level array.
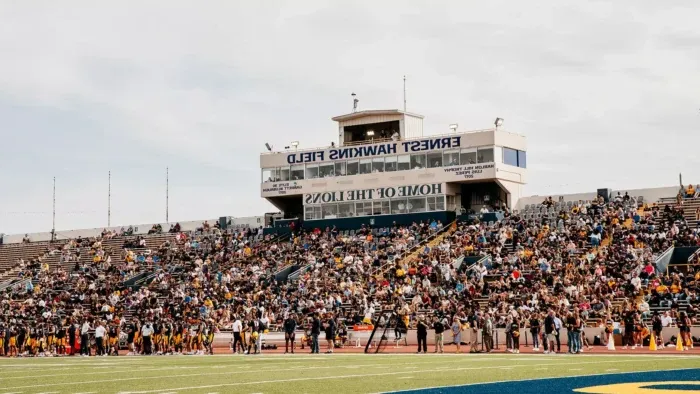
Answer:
[
  {"left": 416, "top": 315, "right": 428, "bottom": 354},
  {"left": 232, "top": 314, "right": 244, "bottom": 354}
]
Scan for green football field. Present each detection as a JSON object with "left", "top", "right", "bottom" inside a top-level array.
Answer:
[{"left": 0, "top": 354, "right": 698, "bottom": 394}]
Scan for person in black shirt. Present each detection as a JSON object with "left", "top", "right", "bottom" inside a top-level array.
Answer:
[
  {"left": 324, "top": 314, "right": 336, "bottom": 354},
  {"left": 566, "top": 313, "right": 577, "bottom": 353},
  {"left": 623, "top": 311, "right": 636, "bottom": 349},
  {"left": 283, "top": 314, "right": 297, "bottom": 354},
  {"left": 416, "top": 316, "right": 428, "bottom": 353},
  {"left": 310, "top": 313, "right": 321, "bottom": 354},
  {"left": 544, "top": 311, "right": 556, "bottom": 354},
  {"left": 249, "top": 318, "right": 263, "bottom": 355},
  {"left": 530, "top": 313, "right": 541, "bottom": 351},
  {"left": 510, "top": 318, "right": 521, "bottom": 354},
  {"left": 652, "top": 312, "right": 663, "bottom": 348},
  {"left": 433, "top": 317, "right": 445, "bottom": 354}
]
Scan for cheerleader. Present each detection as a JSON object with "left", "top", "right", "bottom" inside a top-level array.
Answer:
[
  {"left": 46, "top": 324, "right": 55, "bottom": 356},
  {"left": 0, "top": 327, "right": 5, "bottom": 357},
  {"left": 9, "top": 326, "right": 18, "bottom": 357},
  {"left": 652, "top": 312, "right": 663, "bottom": 349},
  {"left": 108, "top": 322, "right": 120, "bottom": 356},
  {"left": 162, "top": 321, "right": 173, "bottom": 355},
  {"left": 679, "top": 311, "right": 692, "bottom": 351},
  {"left": 56, "top": 324, "right": 67, "bottom": 356}
]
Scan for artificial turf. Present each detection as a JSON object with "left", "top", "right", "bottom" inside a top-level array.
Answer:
[{"left": 0, "top": 353, "right": 698, "bottom": 394}]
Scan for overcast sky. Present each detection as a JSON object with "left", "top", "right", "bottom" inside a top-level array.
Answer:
[{"left": 1, "top": 0, "right": 699, "bottom": 235}]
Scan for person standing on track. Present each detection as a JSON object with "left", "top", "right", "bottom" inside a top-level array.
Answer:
[
  {"left": 482, "top": 313, "right": 494, "bottom": 352},
  {"left": 451, "top": 316, "right": 462, "bottom": 354},
  {"left": 94, "top": 320, "right": 106, "bottom": 356},
  {"left": 284, "top": 314, "right": 297, "bottom": 354},
  {"left": 530, "top": 312, "right": 541, "bottom": 351},
  {"left": 544, "top": 310, "right": 556, "bottom": 354},
  {"left": 232, "top": 315, "right": 244, "bottom": 354},
  {"left": 324, "top": 314, "right": 336, "bottom": 354},
  {"left": 433, "top": 316, "right": 445, "bottom": 354},
  {"left": 310, "top": 313, "right": 321, "bottom": 354},
  {"left": 80, "top": 319, "right": 91, "bottom": 356},
  {"left": 416, "top": 315, "right": 428, "bottom": 354}
]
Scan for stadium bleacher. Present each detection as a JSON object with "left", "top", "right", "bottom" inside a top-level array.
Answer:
[{"left": 0, "top": 189, "right": 698, "bottom": 358}]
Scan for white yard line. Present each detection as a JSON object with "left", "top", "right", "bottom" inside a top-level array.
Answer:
[
  {"left": 0, "top": 356, "right": 565, "bottom": 380},
  {"left": 112, "top": 359, "right": 686, "bottom": 394}
]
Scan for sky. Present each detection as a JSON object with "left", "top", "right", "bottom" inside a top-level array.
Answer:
[{"left": 0, "top": 0, "right": 699, "bottom": 235}]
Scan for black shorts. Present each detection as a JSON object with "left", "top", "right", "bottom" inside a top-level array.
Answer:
[
  {"left": 285, "top": 332, "right": 295, "bottom": 340},
  {"left": 127, "top": 336, "right": 134, "bottom": 344}
]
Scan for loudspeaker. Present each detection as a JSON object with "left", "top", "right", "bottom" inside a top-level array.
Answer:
[
  {"left": 219, "top": 217, "right": 228, "bottom": 230},
  {"left": 597, "top": 188, "right": 611, "bottom": 203}
]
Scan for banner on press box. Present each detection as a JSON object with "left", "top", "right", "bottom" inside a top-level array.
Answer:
[{"left": 304, "top": 183, "right": 443, "bottom": 205}]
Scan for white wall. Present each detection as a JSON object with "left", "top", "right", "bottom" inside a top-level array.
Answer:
[
  {"left": 515, "top": 185, "right": 680, "bottom": 210},
  {"left": 1, "top": 215, "right": 264, "bottom": 245}
]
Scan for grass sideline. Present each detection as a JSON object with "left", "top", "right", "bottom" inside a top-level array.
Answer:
[{"left": 0, "top": 354, "right": 698, "bottom": 394}]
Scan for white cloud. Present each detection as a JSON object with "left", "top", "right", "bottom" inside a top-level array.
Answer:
[{"left": 1, "top": 0, "right": 699, "bottom": 233}]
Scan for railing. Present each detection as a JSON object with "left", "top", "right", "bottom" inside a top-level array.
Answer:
[
  {"left": 687, "top": 248, "right": 700, "bottom": 263},
  {"left": 654, "top": 246, "right": 674, "bottom": 275},
  {"left": 369, "top": 221, "right": 455, "bottom": 278},
  {"left": 260, "top": 128, "right": 499, "bottom": 156},
  {"left": 288, "top": 262, "right": 313, "bottom": 282}
]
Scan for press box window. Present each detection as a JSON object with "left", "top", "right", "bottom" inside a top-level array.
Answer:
[
  {"left": 397, "top": 155, "right": 411, "bottom": 171},
  {"left": 359, "top": 159, "right": 372, "bottom": 175},
  {"left": 335, "top": 162, "right": 346, "bottom": 176},
  {"left": 319, "top": 163, "right": 334, "bottom": 178},
  {"left": 385, "top": 156, "right": 397, "bottom": 172},
  {"left": 517, "top": 151, "right": 527, "bottom": 168},
  {"left": 338, "top": 203, "right": 355, "bottom": 218},
  {"left": 410, "top": 154, "right": 426, "bottom": 169},
  {"left": 291, "top": 165, "right": 305, "bottom": 180},
  {"left": 503, "top": 147, "right": 518, "bottom": 167},
  {"left": 477, "top": 148, "right": 494, "bottom": 163},
  {"left": 279, "top": 167, "right": 290, "bottom": 181},
  {"left": 346, "top": 160, "right": 359, "bottom": 175},
  {"left": 443, "top": 150, "right": 459, "bottom": 167},
  {"left": 427, "top": 152, "right": 443, "bottom": 168},
  {"left": 305, "top": 164, "right": 319, "bottom": 179},
  {"left": 460, "top": 149, "right": 476, "bottom": 165},
  {"left": 372, "top": 157, "right": 385, "bottom": 173},
  {"left": 262, "top": 168, "right": 275, "bottom": 182}
]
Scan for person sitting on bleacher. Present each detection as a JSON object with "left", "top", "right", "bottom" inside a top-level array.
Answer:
[{"left": 686, "top": 184, "right": 695, "bottom": 198}]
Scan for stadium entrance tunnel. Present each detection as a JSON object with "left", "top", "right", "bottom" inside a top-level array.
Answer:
[{"left": 385, "top": 369, "right": 700, "bottom": 394}]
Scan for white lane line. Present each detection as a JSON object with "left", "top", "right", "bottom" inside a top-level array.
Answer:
[
  {"left": 535, "top": 367, "right": 548, "bottom": 370},
  {"left": 114, "top": 359, "right": 678, "bottom": 394},
  {"left": 605, "top": 369, "right": 619, "bottom": 372},
  {"left": 569, "top": 368, "right": 582, "bottom": 371}
]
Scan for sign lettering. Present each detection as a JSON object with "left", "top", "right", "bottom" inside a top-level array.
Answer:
[
  {"left": 304, "top": 183, "right": 442, "bottom": 205},
  {"left": 262, "top": 182, "right": 302, "bottom": 195},
  {"left": 287, "top": 136, "right": 462, "bottom": 164},
  {"left": 443, "top": 163, "right": 494, "bottom": 179}
]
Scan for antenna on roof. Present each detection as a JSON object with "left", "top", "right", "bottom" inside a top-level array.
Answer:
[
  {"left": 403, "top": 75, "right": 407, "bottom": 112},
  {"left": 352, "top": 92, "right": 358, "bottom": 113}
]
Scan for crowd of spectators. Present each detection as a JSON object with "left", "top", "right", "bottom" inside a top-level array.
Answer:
[{"left": 0, "top": 191, "right": 699, "bottom": 357}]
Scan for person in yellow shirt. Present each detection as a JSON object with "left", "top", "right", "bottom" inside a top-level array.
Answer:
[{"left": 670, "top": 282, "right": 681, "bottom": 294}]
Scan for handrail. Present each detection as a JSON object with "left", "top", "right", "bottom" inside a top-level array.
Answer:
[
  {"left": 260, "top": 128, "right": 499, "bottom": 156},
  {"left": 371, "top": 220, "right": 455, "bottom": 278},
  {"left": 687, "top": 247, "right": 700, "bottom": 263}
]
